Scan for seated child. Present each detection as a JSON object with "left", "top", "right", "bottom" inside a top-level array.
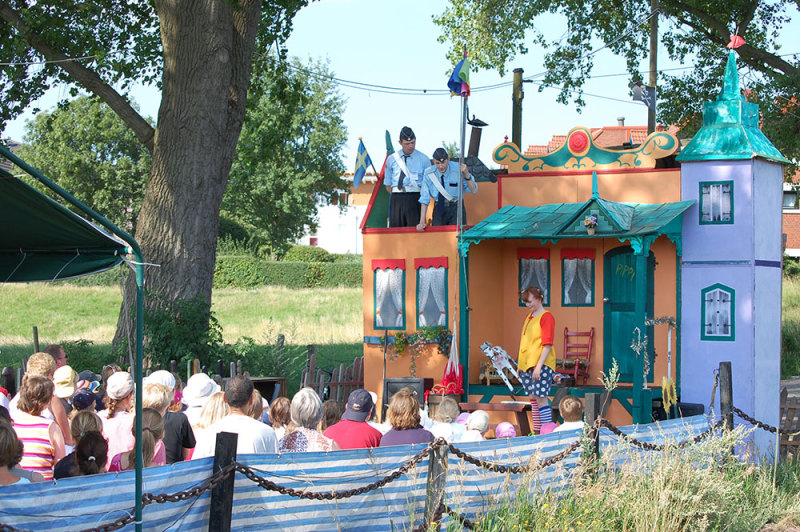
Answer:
[
  {"left": 553, "top": 395, "right": 584, "bottom": 432},
  {"left": 459, "top": 410, "right": 489, "bottom": 442}
]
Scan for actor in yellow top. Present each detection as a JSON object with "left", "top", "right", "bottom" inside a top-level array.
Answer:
[{"left": 517, "top": 286, "right": 557, "bottom": 434}]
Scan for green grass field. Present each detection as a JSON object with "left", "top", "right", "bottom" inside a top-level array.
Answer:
[{"left": 0, "top": 284, "right": 363, "bottom": 376}]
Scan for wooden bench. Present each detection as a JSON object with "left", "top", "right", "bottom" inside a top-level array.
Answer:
[{"left": 459, "top": 401, "right": 532, "bottom": 436}]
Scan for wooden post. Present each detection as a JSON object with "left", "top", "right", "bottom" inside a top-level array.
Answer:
[
  {"left": 217, "top": 360, "right": 224, "bottom": 378},
  {"left": 16, "top": 366, "right": 24, "bottom": 390},
  {"left": 208, "top": 431, "right": 238, "bottom": 532},
  {"left": 169, "top": 360, "right": 177, "bottom": 375},
  {"left": 229, "top": 362, "right": 237, "bottom": 378},
  {"left": 236, "top": 360, "right": 242, "bottom": 377},
  {"left": 719, "top": 361, "right": 733, "bottom": 431},
  {"left": 584, "top": 393, "right": 601, "bottom": 464},
  {"left": 32, "top": 326, "right": 39, "bottom": 353},
  {"left": 2, "top": 367, "right": 15, "bottom": 398},
  {"left": 424, "top": 444, "right": 448, "bottom": 531}
]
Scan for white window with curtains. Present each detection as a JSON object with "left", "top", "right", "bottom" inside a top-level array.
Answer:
[
  {"left": 372, "top": 259, "right": 405, "bottom": 330},
  {"left": 561, "top": 249, "right": 594, "bottom": 306},
  {"left": 702, "top": 283, "right": 735, "bottom": 341},
  {"left": 518, "top": 249, "right": 550, "bottom": 306},
  {"left": 416, "top": 258, "right": 448, "bottom": 327},
  {"left": 700, "top": 181, "right": 733, "bottom": 224}
]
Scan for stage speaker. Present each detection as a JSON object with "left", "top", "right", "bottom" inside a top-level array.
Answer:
[{"left": 383, "top": 377, "right": 433, "bottom": 415}]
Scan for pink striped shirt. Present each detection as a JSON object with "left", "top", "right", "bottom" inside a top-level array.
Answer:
[{"left": 12, "top": 410, "right": 56, "bottom": 481}]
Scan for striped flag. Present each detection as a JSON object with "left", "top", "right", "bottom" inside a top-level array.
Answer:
[{"left": 353, "top": 139, "right": 372, "bottom": 188}]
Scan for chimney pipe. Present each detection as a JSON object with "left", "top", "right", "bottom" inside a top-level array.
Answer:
[
  {"left": 467, "top": 115, "right": 488, "bottom": 157},
  {"left": 617, "top": 116, "right": 625, "bottom": 126}
]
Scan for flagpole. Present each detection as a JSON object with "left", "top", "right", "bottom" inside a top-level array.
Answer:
[{"left": 456, "top": 46, "right": 468, "bottom": 393}]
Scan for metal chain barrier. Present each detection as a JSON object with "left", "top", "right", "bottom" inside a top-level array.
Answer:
[
  {"left": 448, "top": 436, "right": 584, "bottom": 474},
  {"left": 75, "top": 463, "right": 237, "bottom": 532},
  {"left": 732, "top": 406, "right": 800, "bottom": 437},
  {"left": 234, "top": 444, "right": 433, "bottom": 500},
  {"left": 411, "top": 501, "right": 445, "bottom": 532},
  {"left": 598, "top": 418, "right": 725, "bottom": 451}
]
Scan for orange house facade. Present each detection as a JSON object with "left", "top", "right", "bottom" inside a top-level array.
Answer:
[{"left": 361, "top": 127, "right": 689, "bottom": 426}]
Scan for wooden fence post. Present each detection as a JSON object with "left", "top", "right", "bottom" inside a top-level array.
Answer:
[
  {"left": 2, "top": 367, "right": 15, "bottom": 398},
  {"left": 424, "top": 444, "right": 448, "bottom": 531},
  {"left": 208, "top": 431, "right": 238, "bottom": 532},
  {"left": 584, "top": 393, "right": 601, "bottom": 465},
  {"left": 16, "top": 366, "right": 24, "bottom": 390},
  {"left": 719, "top": 362, "right": 733, "bottom": 432},
  {"left": 32, "top": 326, "right": 39, "bottom": 353},
  {"left": 229, "top": 362, "right": 236, "bottom": 378},
  {"left": 217, "top": 360, "right": 224, "bottom": 379},
  {"left": 236, "top": 360, "right": 242, "bottom": 378}
]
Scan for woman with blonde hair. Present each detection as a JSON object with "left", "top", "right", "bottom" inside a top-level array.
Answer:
[
  {"left": 379, "top": 388, "right": 434, "bottom": 447},
  {"left": 54, "top": 411, "right": 103, "bottom": 479},
  {"left": 188, "top": 392, "right": 229, "bottom": 458},
  {"left": 108, "top": 408, "right": 165, "bottom": 472},
  {"left": 12, "top": 375, "right": 66, "bottom": 480}
]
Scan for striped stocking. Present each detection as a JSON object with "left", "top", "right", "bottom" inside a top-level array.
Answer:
[
  {"left": 529, "top": 398, "right": 541, "bottom": 434},
  {"left": 539, "top": 405, "right": 553, "bottom": 425}
]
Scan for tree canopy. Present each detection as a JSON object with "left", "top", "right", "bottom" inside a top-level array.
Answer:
[
  {"left": 435, "top": 0, "right": 800, "bottom": 164},
  {"left": 223, "top": 54, "right": 347, "bottom": 255},
  {"left": 1, "top": 0, "right": 307, "bottom": 349},
  {"left": 16, "top": 96, "right": 151, "bottom": 231}
]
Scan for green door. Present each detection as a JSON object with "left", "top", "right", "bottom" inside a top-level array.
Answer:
[{"left": 603, "top": 247, "right": 655, "bottom": 382}]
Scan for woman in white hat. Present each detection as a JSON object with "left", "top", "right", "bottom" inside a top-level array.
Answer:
[{"left": 181, "top": 373, "right": 220, "bottom": 427}]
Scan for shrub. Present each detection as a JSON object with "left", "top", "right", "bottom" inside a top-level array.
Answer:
[
  {"left": 782, "top": 319, "right": 800, "bottom": 378},
  {"left": 214, "top": 255, "right": 360, "bottom": 289},
  {"left": 283, "top": 245, "right": 334, "bottom": 263},
  {"left": 784, "top": 256, "right": 800, "bottom": 279},
  {"left": 143, "top": 294, "right": 224, "bottom": 371}
]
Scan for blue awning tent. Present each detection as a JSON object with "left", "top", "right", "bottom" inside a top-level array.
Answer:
[{"left": 0, "top": 143, "right": 147, "bottom": 531}]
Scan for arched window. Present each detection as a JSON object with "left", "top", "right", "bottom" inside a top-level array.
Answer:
[
  {"left": 415, "top": 258, "right": 448, "bottom": 327},
  {"left": 518, "top": 249, "right": 550, "bottom": 306},
  {"left": 372, "top": 259, "right": 405, "bottom": 330},
  {"left": 701, "top": 283, "right": 735, "bottom": 341}
]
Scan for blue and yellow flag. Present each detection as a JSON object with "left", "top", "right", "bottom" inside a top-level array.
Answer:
[
  {"left": 448, "top": 57, "right": 471, "bottom": 97},
  {"left": 353, "top": 139, "right": 372, "bottom": 188}
]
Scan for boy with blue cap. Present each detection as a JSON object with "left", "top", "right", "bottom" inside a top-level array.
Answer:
[{"left": 416, "top": 147, "right": 477, "bottom": 231}]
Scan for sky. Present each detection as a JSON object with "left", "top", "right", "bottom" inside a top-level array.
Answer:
[{"left": 4, "top": 0, "right": 800, "bottom": 171}]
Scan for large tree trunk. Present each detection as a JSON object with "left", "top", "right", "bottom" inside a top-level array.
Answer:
[{"left": 112, "top": 0, "right": 261, "bottom": 354}]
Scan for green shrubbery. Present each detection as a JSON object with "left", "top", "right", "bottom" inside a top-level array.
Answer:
[
  {"left": 283, "top": 245, "right": 334, "bottom": 263},
  {"left": 214, "top": 255, "right": 361, "bottom": 289}
]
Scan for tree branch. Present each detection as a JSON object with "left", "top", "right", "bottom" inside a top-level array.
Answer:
[
  {"left": 0, "top": 2, "right": 155, "bottom": 153},
  {"left": 667, "top": 0, "right": 797, "bottom": 76}
]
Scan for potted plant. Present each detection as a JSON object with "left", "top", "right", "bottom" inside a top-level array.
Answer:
[{"left": 584, "top": 214, "right": 598, "bottom": 235}]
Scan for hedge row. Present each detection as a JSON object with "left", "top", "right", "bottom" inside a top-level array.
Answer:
[{"left": 213, "top": 255, "right": 362, "bottom": 289}]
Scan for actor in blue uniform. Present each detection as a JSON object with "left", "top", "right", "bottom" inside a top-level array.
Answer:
[
  {"left": 384, "top": 126, "right": 430, "bottom": 227},
  {"left": 416, "top": 147, "right": 477, "bottom": 231}
]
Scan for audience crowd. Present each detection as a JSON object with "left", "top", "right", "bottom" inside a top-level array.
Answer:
[{"left": 0, "top": 345, "right": 587, "bottom": 486}]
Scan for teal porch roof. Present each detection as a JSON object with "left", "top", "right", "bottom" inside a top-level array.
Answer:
[
  {"left": 676, "top": 51, "right": 789, "bottom": 164},
  {"left": 460, "top": 189, "right": 694, "bottom": 255}
]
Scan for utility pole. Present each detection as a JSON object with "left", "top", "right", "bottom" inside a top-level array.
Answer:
[
  {"left": 512, "top": 68, "right": 524, "bottom": 148},
  {"left": 648, "top": 0, "right": 658, "bottom": 134}
]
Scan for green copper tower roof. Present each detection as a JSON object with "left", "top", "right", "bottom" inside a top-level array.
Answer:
[{"left": 676, "top": 50, "right": 789, "bottom": 164}]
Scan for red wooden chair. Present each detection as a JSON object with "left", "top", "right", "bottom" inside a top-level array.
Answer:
[{"left": 555, "top": 327, "right": 594, "bottom": 385}]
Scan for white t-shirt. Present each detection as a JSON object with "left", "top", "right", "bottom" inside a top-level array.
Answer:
[
  {"left": 192, "top": 414, "right": 277, "bottom": 458},
  {"left": 0, "top": 392, "right": 9, "bottom": 411},
  {"left": 458, "top": 429, "right": 485, "bottom": 443},
  {"left": 553, "top": 420, "right": 584, "bottom": 433}
]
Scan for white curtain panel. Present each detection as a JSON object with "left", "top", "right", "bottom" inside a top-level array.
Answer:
[
  {"left": 417, "top": 268, "right": 433, "bottom": 327},
  {"left": 375, "top": 268, "right": 390, "bottom": 327},
  {"left": 429, "top": 267, "right": 447, "bottom": 326},
  {"left": 388, "top": 268, "right": 404, "bottom": 327},
  {"left": 520, "top": 258, "right": 549, "bottom": 304}
]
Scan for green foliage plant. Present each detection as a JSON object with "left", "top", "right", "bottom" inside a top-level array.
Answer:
[
  {"left": 143, "top": 294, "right": 223, "bottom": 371},
  {"left": 16, "top": 96, "right": 151, "bottom": 232},
  {"left": 223, "top": 54, "right": 347, "bottom": 256},
  {"left": 383, "top": 326, "right": 452, "bottom": 377},
  {"left": 283, "top": 245, "right": 334, "bottom": 263}
]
